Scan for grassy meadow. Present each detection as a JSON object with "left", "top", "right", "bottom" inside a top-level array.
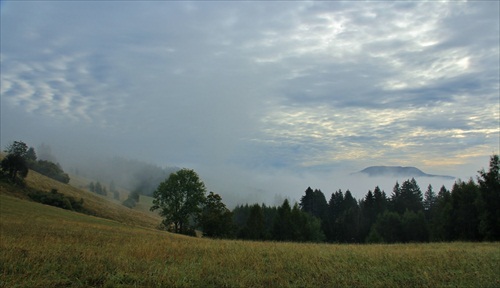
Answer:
[{"left": 1, "top": 192, "right": 499, "bottom": 287}]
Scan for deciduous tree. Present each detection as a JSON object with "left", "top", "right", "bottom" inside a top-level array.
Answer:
[
  {"left": 4, "top": 141, "right": 29, "bottom": 158},
  {"left": 0, "top": 154, "right": 28, "bottom": 182},
  {"left": 199, "top": 192, "right": 233, "bottom": 238},
  {"left": 150, "top": 169, "right": 206, "bottom": 235}
]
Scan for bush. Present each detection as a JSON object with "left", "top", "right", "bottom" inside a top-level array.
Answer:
[{"left": 28, "top": 188, "right": 84, "bottom": 211}]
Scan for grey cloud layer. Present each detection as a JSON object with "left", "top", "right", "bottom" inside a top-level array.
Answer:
[{"left": 1, "top": 1, "right": 498, "bottom": 178}]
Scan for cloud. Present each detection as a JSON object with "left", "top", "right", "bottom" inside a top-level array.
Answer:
[
  {"left": 1, "top": 1, "right": 498, "bottom": 205},
  {"left": 1, "top": 52, "right": 124, "bottom": 125}
]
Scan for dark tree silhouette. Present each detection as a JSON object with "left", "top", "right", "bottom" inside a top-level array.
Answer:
[
  {"left": 477, "top": 155, "right": 500, "bottom": 240},
  {"left": 151, "top": 169, "right": 206, "bottom": 235},
  {"left": 0, "top": 154, "right": 28, "bottom": 182},
  {"left": 199, "top": 192, "right": 233, "bottom": 238}
]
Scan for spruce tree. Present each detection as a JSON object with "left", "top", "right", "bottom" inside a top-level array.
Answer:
[{"left": 477, "top": 155, "right": 500, "bottom": 240}]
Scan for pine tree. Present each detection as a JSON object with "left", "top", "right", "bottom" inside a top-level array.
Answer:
[
  {"left": 340, "top": 190, "right": 360, "bottom": 242},
  {"left": 240, "top": 204, "right": 266, "bottom": 240},
  {"left": 451, "top": 179, "right": 481, "bottom": 241},
  {"left": 373, "top": 186, "right": 387, "bottom": 216},
  {"left": 391, "top": 178, "right": 423, "bottom": 214},
  {"left": 273, "top": 199, "right": 293, "bottom": 241},
  {"left": 326, "top": 190, "right": 344, "bottom": 242},
  {"left": 300, "top": 187, "right": 328, "bottom": 219},
  {"left": 360, "top": 190, "right": 376, "bottom": 241},
  {"left": 477, "top": 155, "right": 500, "bottom": 240},
  {"left": 423, "top": 185, "right": 436, "bottom": 214},
  {"left": 431, "top": 185, "right": 453, "bottom": 241}
]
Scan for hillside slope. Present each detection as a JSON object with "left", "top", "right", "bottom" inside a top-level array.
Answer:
[
  {"left": 67, "top": 172, "right": 160, "bottom": 217},
  {"left": 0, "top": 169, "right": 162, "bottom": 229}
]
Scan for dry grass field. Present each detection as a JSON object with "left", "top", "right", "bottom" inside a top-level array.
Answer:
[
  {"left": 1, "top": 192, "right": 499, "bottom": 287},
  {"left": 1, "top": 169, "right": 499, "bottom": 287}
]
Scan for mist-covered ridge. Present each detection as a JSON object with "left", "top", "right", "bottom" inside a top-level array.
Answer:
[{"left": 356, "top": 166, "right": 455, "bottom": 180}]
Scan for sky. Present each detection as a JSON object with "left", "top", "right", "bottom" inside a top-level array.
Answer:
[{"left": 1, "top": 1, "right": 499, "bottom": 206}]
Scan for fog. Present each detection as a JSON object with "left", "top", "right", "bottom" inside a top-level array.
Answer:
[
  {"left": 197, "top": 164, "right": 464, "bottom": 208},
  {"left": 44, "top": 142, "right": 480, "bottom": 208}
]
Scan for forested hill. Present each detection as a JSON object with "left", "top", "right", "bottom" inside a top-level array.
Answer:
[{"left": 357, "top": 166, "right": 455, "bottom": 179}]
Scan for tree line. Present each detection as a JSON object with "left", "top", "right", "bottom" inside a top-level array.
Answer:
[
  {"left": 150, "top": 155, "right": 499, "bottom": 243},
  {"left": 0, "top": 141, "right": 69, "bottom": 184},
  {"left": 2, "top": 140, "right": 497, "bottom": 243}
]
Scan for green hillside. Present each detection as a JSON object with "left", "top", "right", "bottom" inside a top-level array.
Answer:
[
  {"left": 0, "top": 168, "right": 162, "bottom": 229},
  {"left": 67, "top": 172, "right": 160, "bottom": 218}
]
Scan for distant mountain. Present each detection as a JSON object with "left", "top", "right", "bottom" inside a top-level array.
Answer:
[{"left": 356, "top": 166, "right": 455, "bottom": 180}]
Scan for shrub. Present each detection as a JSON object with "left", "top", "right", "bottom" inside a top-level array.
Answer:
[{"left": 28, "top": 188, "right": 84, "bottom": 211}]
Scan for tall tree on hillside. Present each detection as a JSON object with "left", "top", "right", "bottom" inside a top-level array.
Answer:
[
  {"left": 150, "top": 169, "right": 206, "bottom": 235},
  {"left": 477, "top": 155, "right": 500, "bottom": 240}
]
